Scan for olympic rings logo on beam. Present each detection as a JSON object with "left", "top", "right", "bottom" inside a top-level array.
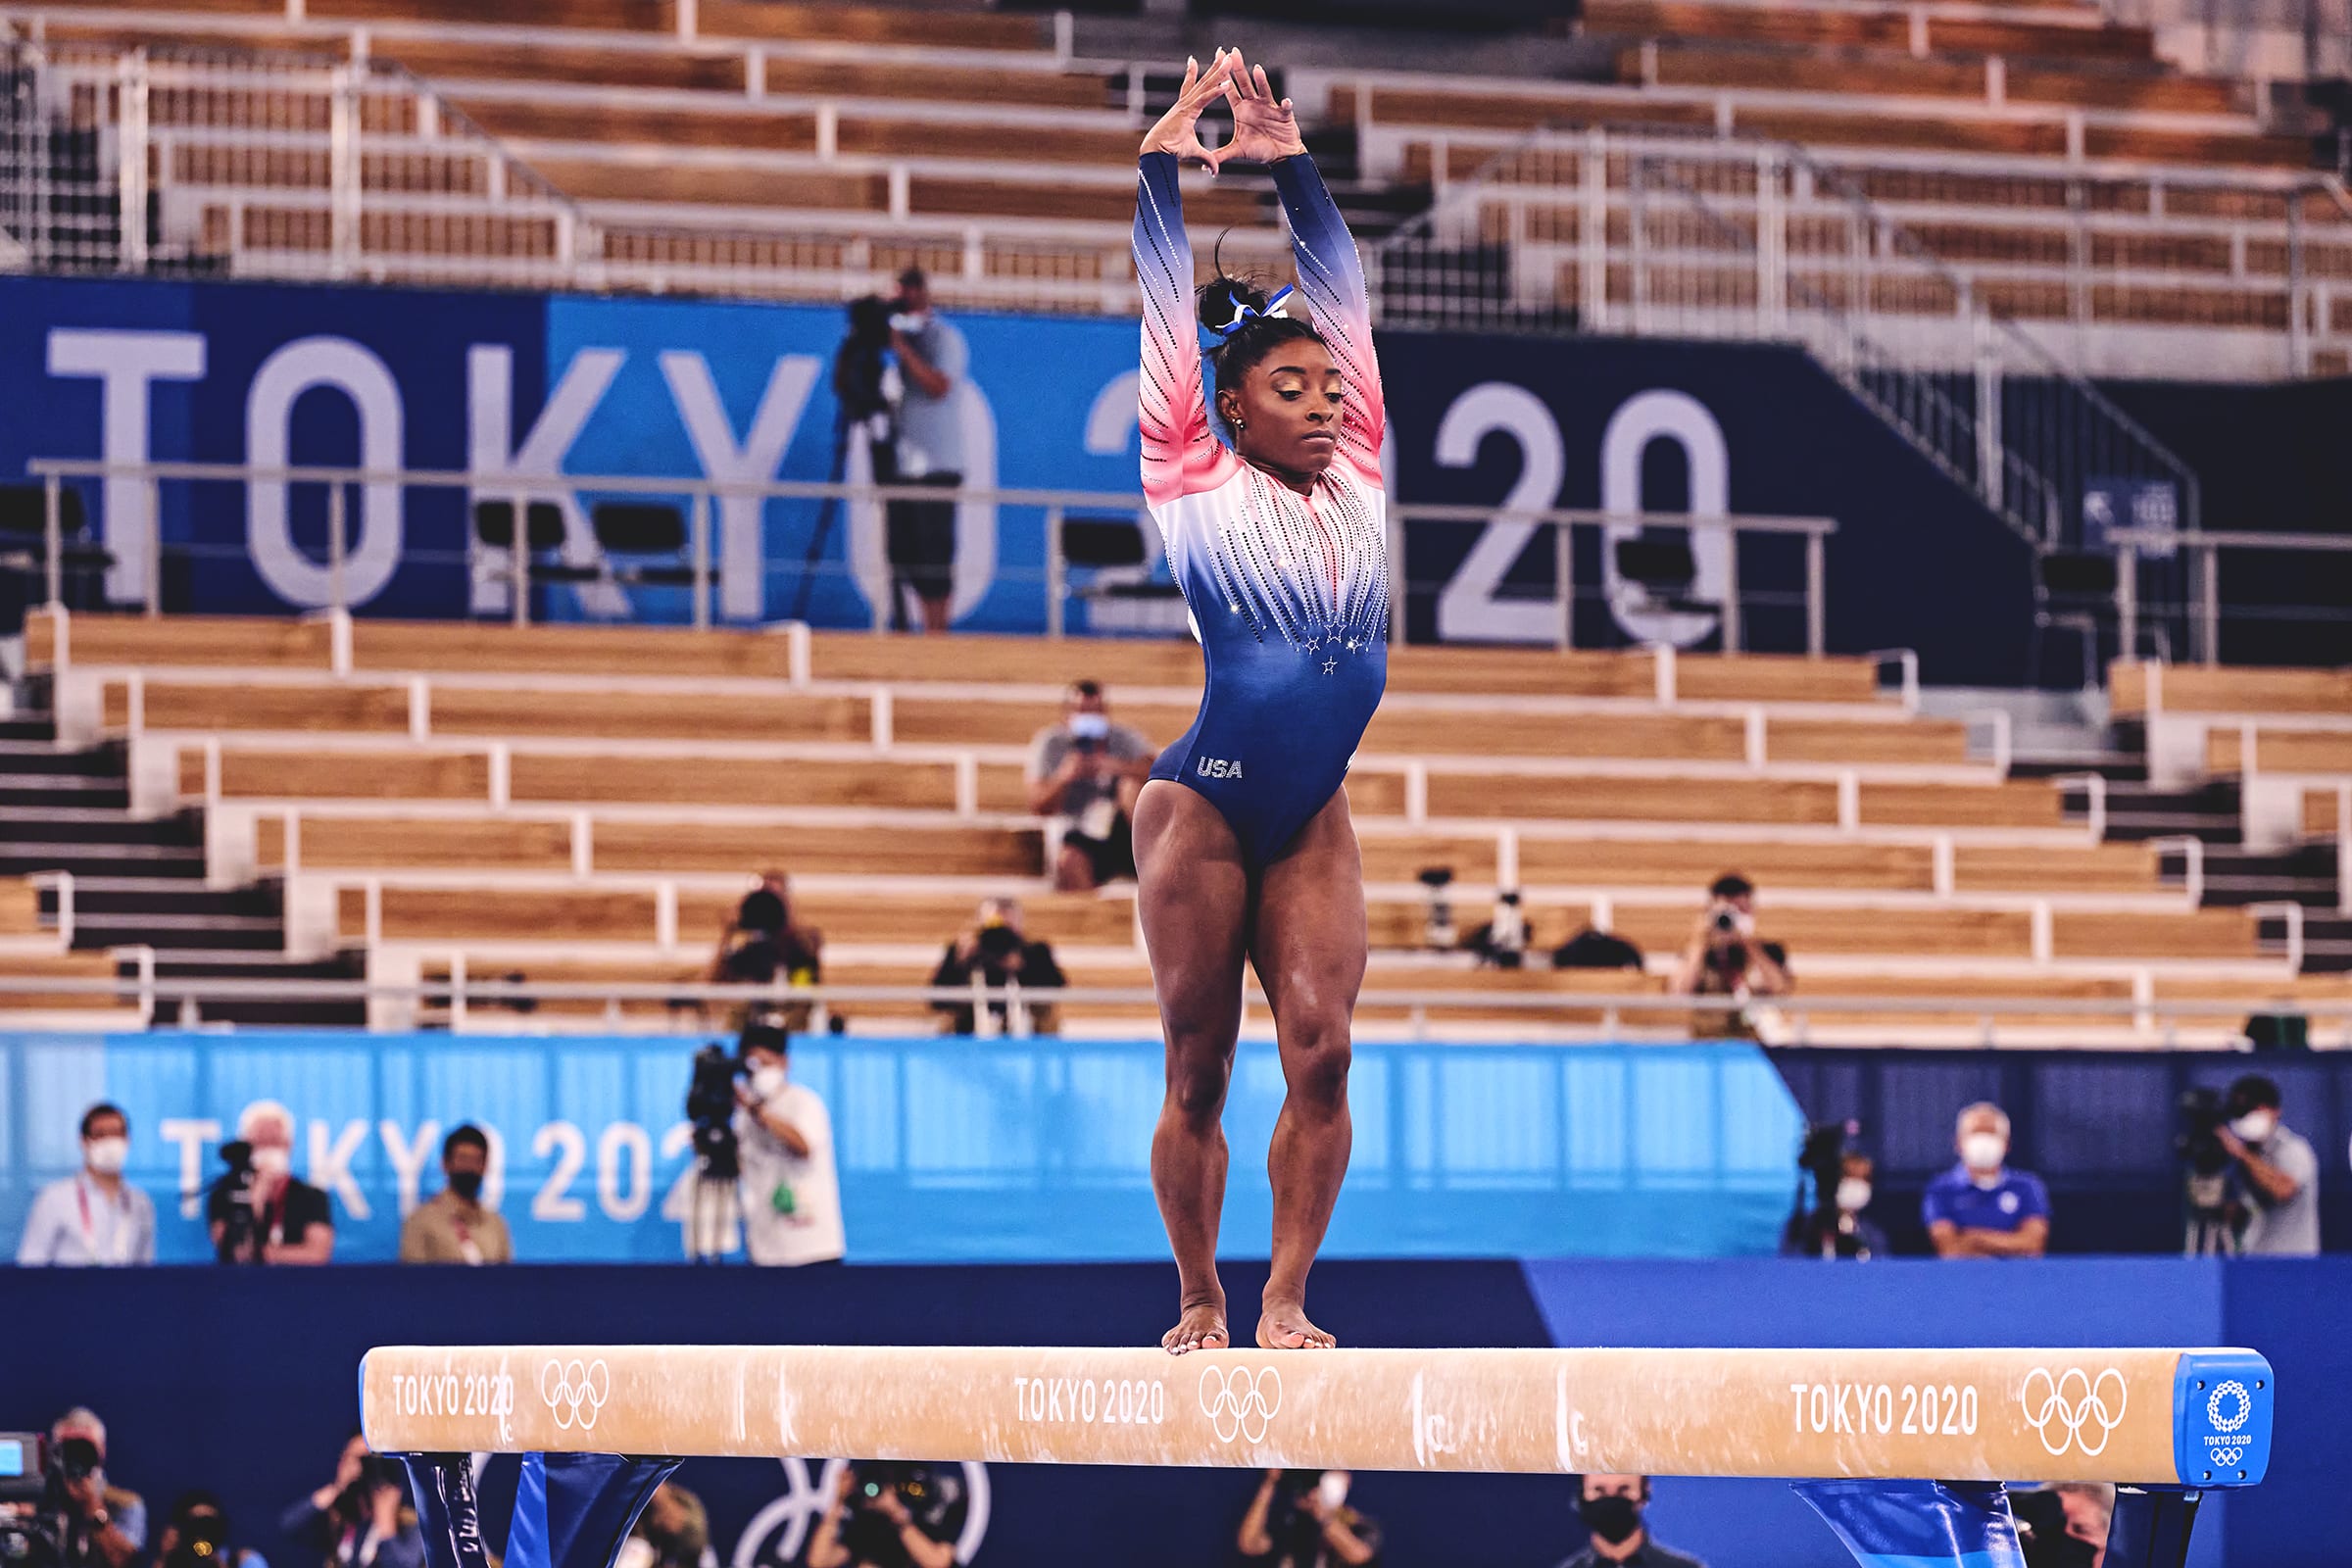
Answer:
[
  {"left": 541, "top": 1357, "right": 612, "bottom": 1432},
  {"left": 2207, "top": 1381, "right": 2252, "bottom": 1434},
  {"left": 2019, "top": 1367, "right": 2128, "bottom": 1457},
  {"left": 1199, "top": 1366, "right": 1282, "bottom": 1444}
]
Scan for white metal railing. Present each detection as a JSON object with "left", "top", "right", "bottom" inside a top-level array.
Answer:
[
  {"left": 2108, "top": 525, "right": 2352, "bottom": 666},
  {"left": 0, "top": 34, "right": 1236, "bottom": 315},
  {"left": 24, "top": 458, "right": 1838, "bottom": 654},
  {"left": 1374, "top": 127, "right": 2209, "bottom": 558},
  {"left": 0, "top": 970, "right": 2340, "bottom": 1045}
]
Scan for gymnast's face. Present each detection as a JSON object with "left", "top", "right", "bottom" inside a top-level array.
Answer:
[{"left": 1221, "top": 338, "right": 1344, "bottom": 488}]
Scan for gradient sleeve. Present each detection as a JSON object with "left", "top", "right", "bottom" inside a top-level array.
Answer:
[
  {"left": 1134, "top": 152, "right": 1231, "bottom": 509},
  {"left": 1272, "top": 152, "right": 1386, "bottom": 489}
]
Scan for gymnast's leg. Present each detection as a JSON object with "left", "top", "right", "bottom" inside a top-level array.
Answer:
[
  {"left": 1248, "top": 787, "right": 1367, "bottom": 1350},
  {"left": 1136, "top": 777, "right": 1251, "bottom": 1354}
]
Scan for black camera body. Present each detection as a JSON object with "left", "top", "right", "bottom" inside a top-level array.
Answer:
[
  {"left": 0, "top": 1434, "right": 104, "bottom": 1568},
  {"left": 211, "top": 1141, "right": 259, "bottom": 1264},
  {"left": 835, "top": 297, "right": 898, "bottom": 426},
  {"left": 2177, "top": 1088, "right": 2231, "bottom": 1176},
  {"left": 685, "top": 1044, "right": 744, "bottom": 1180}
]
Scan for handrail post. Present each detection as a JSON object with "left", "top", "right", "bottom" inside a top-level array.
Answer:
[
  {"left": 42, "top": 473, "right": 63, "bottom": 609},
  {"left": 2116, "top": 540, "right": 2139, "bottom": 660},
  {"left": 116, "top": 49, "right": 149, "bottom": 273},
  {"left": 690, "top": 488, "right": 710, "bottom": 632},
  {"left": 1719, "top": 519, "right": 1742, "bottom": 654},
  {"left": 326, "top": 475, "right": 347, "bottom": 615},
  {"left": 1804, "top": 528, "right": 1825, "bottom": 657},
  {"left": 2198, "top": 538, "right": 2220, "bottom": 667},
  {"left": 1045, "top": 505, "right": 1065, "bottom": 639},
  {"left": 510, "top": 501, "right": 528, "bottom": 628},
  {"left": 1553, "top": 516, "right": 1573, "bottom": 651}
]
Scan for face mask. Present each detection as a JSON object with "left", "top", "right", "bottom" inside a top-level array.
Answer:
[
  {"left": 1961, "top": 1134, "right": 2006, "bottom": 1173},
  {"left": 1069, "top": 712, "right": 1109, "bottom": 741},
  {"left": 448, "top": 1169, "right": 484, "bottom": 1202},
  {"left": 1316, "top": 1473, "right": 1348, "bottom": 1510},
  {"left": 2230, "top": 1110, "right": 2277, "bottom": 1144},
  {"left": 251, "top": 1146, "right": 291, "bottom": 1177},
  {"left": 1578, "top": 1494, "right": 1642, "bottom": 1545},
  {"left": 84, "top": 1137, "right": 128, "bottom": 1176},
  {"left": 751, "top": 1064, "right": 788, "bottom": 1099},
  {"left": 1836, "top": 1178, "right": 1872, "bottom": 1213}
]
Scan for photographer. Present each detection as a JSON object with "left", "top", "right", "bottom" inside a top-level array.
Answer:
[
  {"left": 1671, "top": 874, "right": 1791, "bottom": 1034},
  {"left": 929, "top": 898, "right": 1065, "bottom": 1036},
  {"left": 207, "top": 1102, "right": 333, "bottom": 1265},
  {"left": 708, "top": 872, "right": 823, "bottom": 1025},
  {"left": 1238, "top": 1470, "right": 1381, "bottom": 1568},
  {"left": 807, "top": 1464, "right": 958, "bottom": 1568},
  {"left": 732, "top": 1020, "right": 844, "bottom": 1266},
  {"left": 18, "top": 1102, "right": 154, "bottom": 1266},
  {"left": 279, "top": 1436, "right": 418, "bottom": 1568},
  {"left": 1026, "top": 681, "right": 1154, "bottom": 891},
  {"left": 616, "top": 1484, "right": 710, "bottom": 1568},
  {"left": 2219, "top": 1073, "right": 2319, "bottom": 1255},
  {"left": 881, "top": 269, "right": 967, "bottom": 635},
  {"left": 2011, "top": 1482, "right": 2110, "bottom": 1568},
  {"left": 30, "top": 1409, "right": 145, "bottom": 1568},
  {"left": 397, "top": 1125, "right": 510, "bottom": 1265},
  {"left": 152, "top": 1493, "right": 266, "bottom": 1568}
]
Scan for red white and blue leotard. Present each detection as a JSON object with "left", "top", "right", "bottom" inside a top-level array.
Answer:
[{"left": 1133, "top": 150, "right": 1390, "bottom": 868}]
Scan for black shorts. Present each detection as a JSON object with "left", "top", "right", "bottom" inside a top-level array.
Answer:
[
  {"left": 886, "top": 473, "right": 961, "bottom": 601},
  {"left": 1064, "top": 811, "right": 1137, "bottom": 884}
]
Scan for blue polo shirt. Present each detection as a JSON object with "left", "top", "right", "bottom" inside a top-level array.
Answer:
[{"left": 1921, "top": 1164, "right": 2050, "bottom": 1234}]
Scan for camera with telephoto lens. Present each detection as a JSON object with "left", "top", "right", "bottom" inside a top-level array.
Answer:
[
  {"left": 212, "top": 1141, "right": 259, "bottom": 1264},
  {"left": 0, "top": 1433, "right": 104, "bottom": 1568},
  {"left": 685, "top": 1044, "right": 744, "bottom": 1182},
  {"left": 835, "top": 297, "right": 897, "bottom": 425},
  {"left": 2177, "top": 1085, "right": 2233, "bottom": 1235}
]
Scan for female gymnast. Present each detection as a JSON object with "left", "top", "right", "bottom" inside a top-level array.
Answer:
[{"left": 1131, "top": 49, "right": 1390, "bottom": 1354}]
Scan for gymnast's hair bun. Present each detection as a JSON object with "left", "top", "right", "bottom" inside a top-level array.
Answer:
[{"left": 1198, "top": 271, "right": 1271, "bottom": 334}]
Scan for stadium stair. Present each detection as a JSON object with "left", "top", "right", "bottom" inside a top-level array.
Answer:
[{"left": 1, "top": 703, "right": 365, "bottom": 1025}]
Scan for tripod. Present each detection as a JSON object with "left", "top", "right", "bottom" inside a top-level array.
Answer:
[
  {"left": 2183, "top": 1169, "right": 2237, "bottom": 1256},
  {"left": 688, "top": 1158, "right": 742, "bottom": 1263}
]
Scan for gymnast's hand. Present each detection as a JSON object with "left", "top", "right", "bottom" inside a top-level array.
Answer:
[
  {"left": 1140, "top": 49, "right": 1236, "bottom": 170},
  {"left": 1218, "top": 53, "right": 1305, "bottom": 165}
]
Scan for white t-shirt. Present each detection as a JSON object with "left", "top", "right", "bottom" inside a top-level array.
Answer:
[{"left": 732, "top": 1082, "right": 845, "bottom": 1266}]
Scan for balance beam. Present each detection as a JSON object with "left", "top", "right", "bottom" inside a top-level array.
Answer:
[{"left": 360, "top": 1344, "right": 2270, "bottom": 1488}]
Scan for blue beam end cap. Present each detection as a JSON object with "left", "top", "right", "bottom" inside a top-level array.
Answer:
[{"left": 2174, "top": 1349, "right": 2272, "bottom": 1488}]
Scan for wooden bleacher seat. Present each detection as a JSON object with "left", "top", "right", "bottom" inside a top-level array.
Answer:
[
  {"left": 0, "top": 878, "right": 47, "bottom": 938},
  {"left": 1514, "top": 837, "right": 1933, "bottom": 890},
  {"left": 343, "top": 884, "right": 1137, "bottom": 947},
  {"left": 33, "top": 612, "right": 334, "bottom": 670},
  {"left": 1950, "top": 843, "right": 2162, "bottom": 893},
  {"left": 1856, "top": 780, "right": 2068, "bottom": 829},
  {"left": 2303, "top": 789, "right": 2346, "bottom": 837},
  {"left": 2112, "top": 661, "right": 2352, "bottom": 717},
  {"left": 270, "top": 814, "right": 1043, "bottom": 876},
  {"left": 0, "top": 952, "right": 131, "bottom": 1011},
  {"left": 2208, "top": 727, "right": 2352, "bottom": 775},
  {"left": 1422, "top": 772, "right": 1840, "bottom": 825}
]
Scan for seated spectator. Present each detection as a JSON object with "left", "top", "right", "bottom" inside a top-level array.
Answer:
[
  {"left": 281, "top": 1435, "right": 419, "bottom": 1568},
  {"left": 208, "top": 1102, "right": 333, "bottom": 1265},
  {"left": 1784, "top": 1151, "right": 1887, "bottom": 1260},
  {"left": 153, "top": 1492, "right": 269, "bottom": 1568},
  {"left": 43, "top": 1407, "right": 144, "bottom": 1568},
  {"left": 18, "top": 1102, "right": 155, "bottom": 1266},
  {"left": 1027, "top": 680, "right": 1154, "bottom": 891},
  {"left": 2012, "top": 1482, "right": 2110, "bottom": 1568},
  {"left": 1554, "top": 1475, "right": 1705, "bottom": 1568},
  {"left": 616, "top": 1484, "right": 711, "bottom": 1568},
  {"left": 709, "top": 870, "right": 824, "bottom": 1026},
  {"left": 1925, "top": 1102, "right": 2050, "bottom": 1258},
  {"left": 398, "top": 1124, "right": 511, "bottom": 1265},
  {"left": 930, "top": 898, "right": 1066, "bottom": 1035},
  {"left": 2220, "top": 1072, "right": 2320, "bottom": 1256},
  {"left": 1238, "top": 1469, "right": 1380, "bottom": 1568}
]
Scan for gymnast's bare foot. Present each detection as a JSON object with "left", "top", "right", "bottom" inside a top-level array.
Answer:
[
  {"left": 1257, "top": 1297, "right": 1335, "bottom": 1349},
  {"left": 1163, "top": 1291, "right": 1230, "bottom": 1354}
]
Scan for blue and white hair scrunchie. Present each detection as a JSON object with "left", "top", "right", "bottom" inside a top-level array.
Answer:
[{"left": 1197, "top": 285, "right": 1295, "bottom": 351}]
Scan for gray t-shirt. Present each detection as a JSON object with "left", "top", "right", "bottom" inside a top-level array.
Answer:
[
  {"left": 1028, "top": 720, "right": 1150, "bottom": 835},
  {"left": 2237, "top": 1124, "right": 2321, "bottom": 1255},
  {"left": 895, "top": 315, "right": 968, "bottom": 478}
]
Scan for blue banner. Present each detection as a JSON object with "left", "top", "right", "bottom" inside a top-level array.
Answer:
[{"left": 0, "top": 1030, "right": 1805, "bottom": 1264}]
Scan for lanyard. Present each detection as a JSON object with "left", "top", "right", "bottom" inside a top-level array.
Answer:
[{"left": 74, "top": 1176, "right": 130, "bottom": 1265}]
